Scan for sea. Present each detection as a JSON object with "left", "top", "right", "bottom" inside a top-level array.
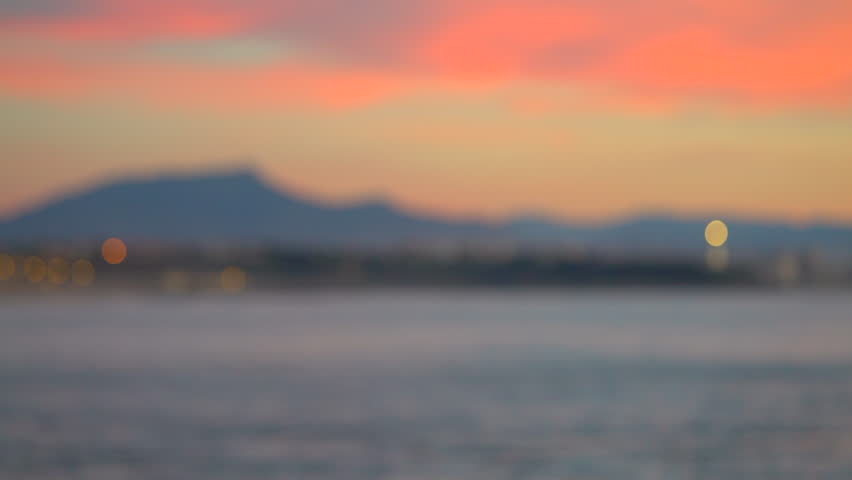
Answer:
[{"left": 2, "top": 290, "right": 852, "bottom": 479}]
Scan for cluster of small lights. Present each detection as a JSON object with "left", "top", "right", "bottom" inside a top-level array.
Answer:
[
  {"left": 0, "top": 237, "right": 127, "bottom": 288},
  {"left": 158, "top": 268, "right": 250, "bottom": 294},
  {"left": 7, "top": 227, "right": 737, "bottom": 290},
  {"left": 0, "top": 254, "right": 96, "bottom": 287},
  {"left": 4, "top": 239, "right": 253, "bottom": 294}
]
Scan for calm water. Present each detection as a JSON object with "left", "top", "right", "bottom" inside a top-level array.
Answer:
[{"left": 2, "top": 290, "right": 852, "bottom": 479}]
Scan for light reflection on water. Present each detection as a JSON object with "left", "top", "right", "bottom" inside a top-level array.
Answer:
[{"left": 2, "top": 291, "right": 852, "bottom": 479}]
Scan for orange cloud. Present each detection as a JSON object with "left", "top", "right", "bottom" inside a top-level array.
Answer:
[
  {"left": 0, "top": 56, "right": 414, "bottom": 110},
  {"left": 413, "top": 2, "right": 603, "bottom": 78},
  {"left": 404, "top": 0, "right": 852, "bottom": 107},
  {"left": 590, "top": 21, "right": 852, "bottom": 105},
  {"left": 2, "top": 0, "right": 852, "bottom": 109}
]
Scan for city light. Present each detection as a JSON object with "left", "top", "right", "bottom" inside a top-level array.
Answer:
[
  {"left": 220, "top": 266, "right": 247, "bottom": 293},
  {"left": 47, "top": 257, "right": 70, "bottom": 285},
  {"left": 24, "top": 256, "right": 47, "bottom": 283},
  {"left": 704, "top": 220, "right": 729, "bottom": 247},
  {"left": 71, "top": 259, "right": 96, "bottom": 287},
  {"left": 102, "top": 237, "right": 128, "bottom": 265}
]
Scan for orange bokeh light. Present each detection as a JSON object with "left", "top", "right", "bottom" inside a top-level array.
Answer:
[
  {"left": 71, "top": 259, "right": 96, "bottom": 286},
  {"left": 47, "top": 257, "right": 71, "bottom": 285},
  {"left": 24, "top": 256, "right": 47, "bottom": 283},
  {"left": 220, "top": 266, "right": 247, "bottom": 293},
  {"left": 102, "top": 237, "right": 128, "bottom": 265}
]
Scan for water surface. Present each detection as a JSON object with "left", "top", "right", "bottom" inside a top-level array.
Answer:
[{"left": 2, "top": 290, "right": 852, "bottom": 479}]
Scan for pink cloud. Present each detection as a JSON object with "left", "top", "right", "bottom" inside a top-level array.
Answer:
[
  {"left": 1, "top": 0, "right": 851, "bottom": 108},
  {"left": 1, "top": 0, "right": 269, "bottom": 42},
  {"left": 412, "top": 2, "right": 603, "bottom": 77}
]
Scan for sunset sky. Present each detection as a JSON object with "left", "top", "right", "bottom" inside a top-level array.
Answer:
[{"left": 2, "top": 0, "right": 851, "bottom": 223}]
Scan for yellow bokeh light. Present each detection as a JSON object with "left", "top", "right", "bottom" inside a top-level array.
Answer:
[
  {"left": 102, "top": 237, "right": 128, "bottom": 265},
  {"left": 704, "top": 220, "right": 729, "bottom": 247},
  {"left": 47, "top": 257, "right": 71, "bottom": 285},
  {"left": 220, "top": 266, "right": 247, "bottom": 293},
  {"left": 0, "top": 253, "right": 15, "bottom": 280},
  {"left": 24, "top": 256, "right": 47, "bottom": 283},
  {"left": 162, "top": 270, "right": 191, "bottom": 293},
  {"left": 71, "top": 259, "right": 96, "bottom": 287}
]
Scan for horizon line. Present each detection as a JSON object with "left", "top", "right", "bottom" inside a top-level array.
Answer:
[{"left": 3, "top": 165, "right": 851, "bottom": 229}]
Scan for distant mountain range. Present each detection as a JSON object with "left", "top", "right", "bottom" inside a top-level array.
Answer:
[{"left": 1, "top": 169, "right": 851, "bottom": 255}]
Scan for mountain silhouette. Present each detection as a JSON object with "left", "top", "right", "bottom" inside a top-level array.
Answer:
[
  {"left": 1, "top": 169, "right": 851, "bottom": 254},
  {"left": 0, "top": 170, "right": 492, "bottom": 245}
]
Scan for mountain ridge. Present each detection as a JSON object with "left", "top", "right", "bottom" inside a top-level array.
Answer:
[{"left": 1, "top": 170, "right": 851, "bottom": 254}]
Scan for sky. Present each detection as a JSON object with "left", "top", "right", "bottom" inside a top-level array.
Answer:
[{"left": 1, "top": 0, "right": 851, "bottom": 223}]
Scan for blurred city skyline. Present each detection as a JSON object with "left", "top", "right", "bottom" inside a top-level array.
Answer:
[{"left": 2, "top": 0, "right": 852, "bottom": 223}]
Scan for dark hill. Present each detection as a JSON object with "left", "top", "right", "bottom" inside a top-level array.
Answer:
[{"left": 1, "top": 170, "right": 851, "bottom": 254}]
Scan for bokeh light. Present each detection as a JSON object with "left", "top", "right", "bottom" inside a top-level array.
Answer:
[
  {"left": 24, "top": 256, "right": 47, "bottom": 283},
  {"left": 71, "top": 259, "right": 96, "bottom": 287},
  {"left": 102, "top": 237, "right": 128, "bottom": 265},
  {"left": 162, "top": 270, "right": 191, "bottom": 293},
  {"left": 220, "top": 266, "right": 247, "bottom": 293},
  {"left": 47, "top": 257, "right": 71, "bottom": 285},
  {"left": 0, "top": 254, "right": 15, "bottom": 280},
  {"left": 704, "top": 220, "right": 729, "bottom": 247}
]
